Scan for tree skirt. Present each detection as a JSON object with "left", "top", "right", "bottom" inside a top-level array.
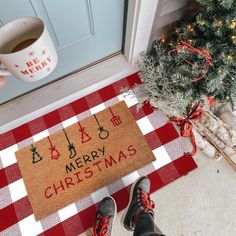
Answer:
[{"left": 0, "top": 73, "right": 197, "bottom": 235}]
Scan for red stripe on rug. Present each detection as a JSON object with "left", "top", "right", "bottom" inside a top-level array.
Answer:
[
  {"left": 173, "top": 153, "right": 197, "bottom": 175},
  {"left": 155, "top": 122, "right": 180, "bottom": 146},
  {"left": 145, "top": 130, "right": 163, "bottom": 150},
  {"left": 61, "top": 214, "right": 85, "bottom": 236},
  {"left": 43, "top": 110, "right": 62, "bottom": 129},
  {"left": 3, "top": 163, "right": 22, "bottom": 186},
  {"left": 0, "top": 131, "right": 16, "bottom": 151},
  {"left": 0, "top": 203, "right": 18, "bottom": 231},
  {"left": 0, "top": 197, "right": 33, "bottom": 232},
  {"left": 129, "top": 101, "right": 155, "bottom": 121},
  {"left": 28, "top": 117, "right": 48, "bottom": 136},
  {"left": 99, "top": 85, "right": 118, "bottom": 102},
  {"left": 127, "top": 72, "right": 141, "bottom": 87},
  {"left": 12, "top": 123, "right": 32, "bottom": 144},
  {"left": 39, "top": 224, "right": 65, "bottom": 236},
  {"left": 71, "top": 97, "right": 89, "bottom": 115},
  {"left": 0, "top": 168, "right": 8, "bottom": 188}
]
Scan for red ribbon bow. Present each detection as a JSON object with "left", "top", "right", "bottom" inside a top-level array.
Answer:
[
  {"left": 168, "top": 40, "right": 212, "bottom": 82},
  {"left": 170, "top": 102, "right": 204, "bottom": 155}
]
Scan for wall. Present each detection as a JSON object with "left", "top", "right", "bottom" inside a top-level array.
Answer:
[{"left": 148, "top": 0, "right": 189, "bottom": 51}]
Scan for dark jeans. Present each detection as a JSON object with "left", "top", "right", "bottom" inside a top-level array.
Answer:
[{"left": 134, "top": 212, "right": 165, "bottom": 236}]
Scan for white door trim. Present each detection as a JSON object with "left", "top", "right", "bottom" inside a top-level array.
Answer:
[
  {"left": 124, "top": 0, "right": 159, "bottom": 63},
  {"left": 0, "top": 0, "right": 159, "bottom": 133}
]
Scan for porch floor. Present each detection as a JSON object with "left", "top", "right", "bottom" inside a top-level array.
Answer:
[{"left": 83, "top": 141, "right": 236, "bottom": 236}]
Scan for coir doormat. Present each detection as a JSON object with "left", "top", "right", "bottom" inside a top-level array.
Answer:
[{"left": 15, "top": 101, "right": 155, "bottom": 220}]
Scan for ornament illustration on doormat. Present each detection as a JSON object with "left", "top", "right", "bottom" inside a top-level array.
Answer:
[
  {"left": 47, "top": 136, "right": 60, "bottom": 160},
  {"left": 78, "top": 121, "right": 92, "bottom": 143},
  {"left": 30, "top": 144, "right": 43, "bottom": 164},
  {"left": 63, "top": 128, "right": 77, "bottom": 159},
  {"left": 93, "top": 114, "right": 109, "bottom": 139},
  {"left": 16, "top": 101, "right": 157, "bottom": 220},
  {"left": 109, "top": 107, "right": 122, "bottom": 126}
]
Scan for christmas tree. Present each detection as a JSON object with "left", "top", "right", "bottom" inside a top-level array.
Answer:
[{"left": 138, "top": 0, "right": 236, "bottom": 117}]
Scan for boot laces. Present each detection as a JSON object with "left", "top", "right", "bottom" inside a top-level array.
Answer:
[
  {"left": 138, "top": 189, "right": 155, "bottom": 211},
  {"left": 93, "top": 215, "right": 110, "bottom": 236}
]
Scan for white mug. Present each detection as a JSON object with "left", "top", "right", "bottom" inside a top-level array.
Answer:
[{"left": 0, "top": 16, "right": 58, "bottom": 82}]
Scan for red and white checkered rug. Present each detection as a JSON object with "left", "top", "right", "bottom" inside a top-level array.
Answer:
[{"left": 0, "top": 73, "right": 197, "bottom": 235}]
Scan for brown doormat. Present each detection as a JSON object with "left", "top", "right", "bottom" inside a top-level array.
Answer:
[{"left": 16, "top": 101, "right": 155, "bottom": 220}]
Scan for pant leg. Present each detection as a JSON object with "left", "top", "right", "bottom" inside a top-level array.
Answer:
[{"left": 133, "top": 212, "right": 165, "bottom": 236}]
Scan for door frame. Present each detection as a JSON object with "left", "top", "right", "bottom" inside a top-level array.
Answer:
[{"left": 0, "top": 0, "right": 159, "bottom": 133}]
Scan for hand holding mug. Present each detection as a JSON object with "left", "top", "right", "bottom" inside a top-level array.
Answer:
[
  {"left": 0, "top": 17, "right": 57, "bottom": 82},
  {"left": 0, "top": 76, "right": 6, "bottom": 88}
]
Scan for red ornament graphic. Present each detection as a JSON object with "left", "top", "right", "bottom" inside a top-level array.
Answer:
[
  {"left": 109, "top": 107, "right": 122, "bottom": 126},
  {"left": 78, "top": 121, "right": 92, "bottom": 143},
  {"left": 15, "top": 64, "right": 19, "bottom": 68},
  {"left": 47, "top": 136, "right": 60, "bottom": 160},
  {"left": 42, "top": 49, "right": 46, "bottom": 55}
]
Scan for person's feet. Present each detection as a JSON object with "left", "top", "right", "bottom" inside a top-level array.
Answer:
[
  {"left": 122, "top": 176, "right": 155, "bottom": 231},
  {"left": 93, "top": 196, "right": 117, "bottom": 236}
]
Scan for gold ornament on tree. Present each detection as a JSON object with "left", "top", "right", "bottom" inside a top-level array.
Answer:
[
  {"left": 186, "top": 24, "right": 194, "bottom": 32},
  {"left": 229, "top": 19, "right": 236, "bottom": 29},
  {"left": 231, "top": 35, "right": 236, "bottom": 44},
  {"left": 199, "top": 20, "right": 206, "bottom": 26},
  {"left": 214, "top": 19, "right": 223, "bottom": 27},
  {"left": 226, "top": 54, "right": 234, "bottom": 62}
]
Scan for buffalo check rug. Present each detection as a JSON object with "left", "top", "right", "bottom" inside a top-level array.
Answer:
[{"left": 0, "top": 73, "right": 197, "bottom": 236}]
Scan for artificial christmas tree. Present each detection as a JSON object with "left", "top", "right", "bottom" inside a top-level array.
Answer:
[
  {"left": 138, "top": 0, "right": 236, "bottom": 117},
  {"left": 135, "top": 0, "right": 236, "bottom": 169}
]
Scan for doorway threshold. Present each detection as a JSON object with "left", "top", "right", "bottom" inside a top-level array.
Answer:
[{"left": 0, "top": 54, "right": 138, "bottom": 134}]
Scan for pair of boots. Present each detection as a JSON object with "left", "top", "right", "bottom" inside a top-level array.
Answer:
[{"left": 92, "top": 176, "right": 165, "bottom": 236}]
